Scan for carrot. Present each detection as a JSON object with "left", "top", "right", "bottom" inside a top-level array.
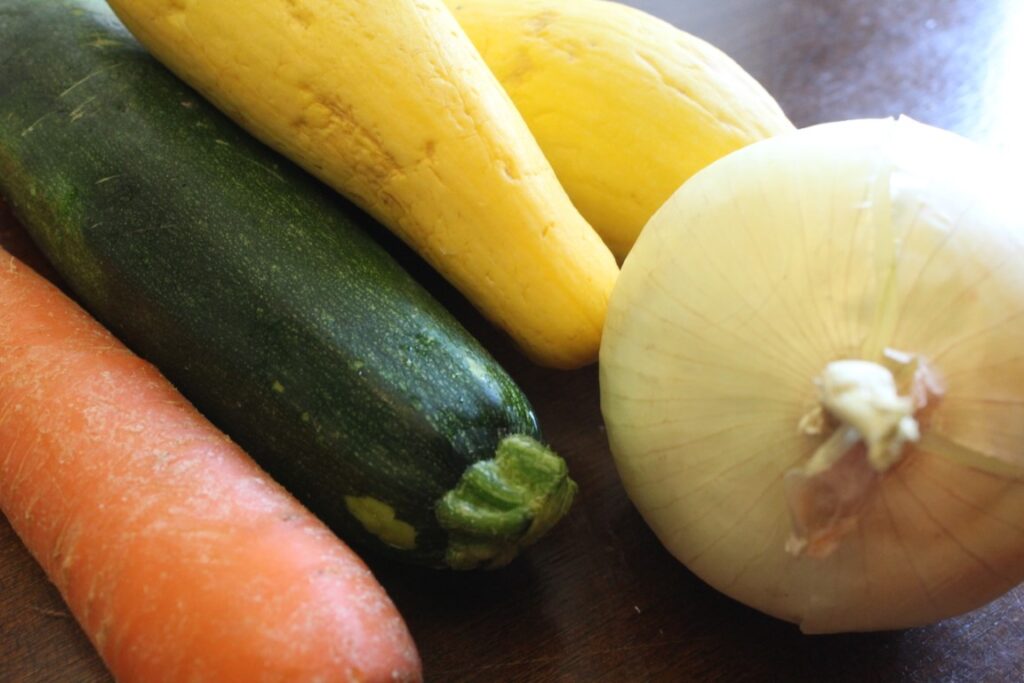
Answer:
[{"left": 0, "top": 248, "right": 421, "bottom": 682}]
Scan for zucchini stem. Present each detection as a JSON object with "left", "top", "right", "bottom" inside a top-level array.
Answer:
[{"left": 436, "top": 435, "right": 577, "bottom": 570}]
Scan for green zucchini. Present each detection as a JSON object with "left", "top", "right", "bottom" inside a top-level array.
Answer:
[{"left": 0, "top": 0, "right": 576, "bottom": 569}]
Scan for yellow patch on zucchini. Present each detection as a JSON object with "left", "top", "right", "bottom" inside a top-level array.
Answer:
[{"left": 344, "top": 496, "right": 417, "bottom": 550}]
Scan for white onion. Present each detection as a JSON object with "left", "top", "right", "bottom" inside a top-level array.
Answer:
[{"left": 600, "top": 117, "right": 1024, "bottom": 633}]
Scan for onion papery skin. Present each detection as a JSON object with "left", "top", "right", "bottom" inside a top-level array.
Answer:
[{"left": 600, "top": 117, "right": 1024, "bottom": 633}]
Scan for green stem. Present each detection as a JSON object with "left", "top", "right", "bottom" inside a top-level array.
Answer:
[{"left": 436, "top": 435, "right": 577, "bottom": 570}]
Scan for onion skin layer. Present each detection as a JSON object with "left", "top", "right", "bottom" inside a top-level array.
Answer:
[{"left": 601, "top": 117, "right": 1024, "bottom": 633}]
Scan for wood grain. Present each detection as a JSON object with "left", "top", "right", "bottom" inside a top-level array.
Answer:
[{"left": 3, "top": 0, "right": 1023, "bottom": 680}]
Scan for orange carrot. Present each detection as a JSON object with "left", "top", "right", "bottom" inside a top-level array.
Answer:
[{"left": 0, "top": 248, "right": 421, "bottom": 682}]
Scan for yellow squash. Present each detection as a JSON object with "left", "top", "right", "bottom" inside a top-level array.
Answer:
[
  {"left": 106, "top": 0, "right": 618, "bottom": 368},
  {"left": 446, "top": 0, "right": 796, "bottom": 261}
]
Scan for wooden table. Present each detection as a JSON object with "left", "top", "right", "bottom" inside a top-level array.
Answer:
[{"left": 3, "top": 0, "right": 1022, "bottom": 680}]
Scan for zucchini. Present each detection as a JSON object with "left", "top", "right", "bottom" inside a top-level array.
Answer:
[{"left": 0, "top": 0, "right": 576, "bottom": 570}]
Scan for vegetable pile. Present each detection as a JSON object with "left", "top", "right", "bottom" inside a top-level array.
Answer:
[
  {"left": 1, "top": 0, "right": 1020, "bottom": 679},
  {"left": 0, "top": 0, "right": 573, "bottom": 573}
]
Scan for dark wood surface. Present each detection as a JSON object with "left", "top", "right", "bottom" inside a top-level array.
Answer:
[{"left": 3, "top": 0, "right": 1022, "bottom": 680}]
